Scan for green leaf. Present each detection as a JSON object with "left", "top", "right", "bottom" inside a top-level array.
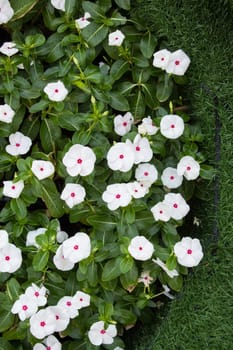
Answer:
[
  {"left": 10, "top": 198, "right": 27, "bottom": 220},
  {"left": 37, "top": 33, "right": 65, "bottom": 63},
  {"left": 162, "top": 223, "right": 178, "bottom": 236},
  {"left": 0, "top": 338, "right": 15, "bottom": 350},
  {"left": 200, "top": 164, "right": 215, "bottom": 180},
  {"left": 87, "top": 261, "right": 99, "bottom": 287},
  {"left": 130, "top": 90, "right": 145, "bottom": 118},
  {"left": 108, "top": 91, "right": 130, "bottom": 111},
  {"left": 114, "top": 308, "right": 137, "bottom": 325},
  {"left": 40, "top": 118, "right": 61, "bottom": 153},
  {"left": 82, "top": 23, "right": 109, "bottom": 47},
  {"left": 57, "top": 112, "right": 83, "bottom": 131},
  {"left": 39, "top": 179, "right": 64, "bottom": 218},
  {"left": 0, "top": 309, "right": 14, "bottom": 333},
  {"left": 140, "top": 31, "right": 157, "bottom": 58},
  {"left": 29, "top": 100, "right": 49, "bottom": 113},
  {"left": 6, "top": 278, "right": 22, "bottom": 301},
  {"left": 102, "top": 257, "right": 122, "bottom": 281},
  {"left": 120, "top": 263, "right": 138, "bottom": 289},
  {"left": 114, "top": 0, "right": 131, "bottom": 10},
  {"left": 65, "top": 0, "right": 77, "bottom": 15},
  {"left": 119, "top": 255, "right": 134, "bottom": 274},
  {"left": 25, "top": 34, "right": 46, "bottom": 48},
  {"left": 142, "top": 83, "right": 159, "bottom": 109},
  {"left": 87, "top": 214, "right": 116, "bottom": 231},
  {"left": 82, "top": 1, "right": 105, "bottom": 19},
  {"left": 110, "top": 59, "right": 130, "bottom": 81},
  {"left": 156, "top": 74, "right": 174, "bottom": 102},
  {"left": 168, "top": 275, "right": 183, "bottom": 292},
  {"left": 33, "top": 250, "right": 50, "bottom": 271},
  {"left": 10, "top": 0, "right": 39, "bottom": 20},
  {"left": 166, "top": 254, "right": 177, "bottom": 270}
]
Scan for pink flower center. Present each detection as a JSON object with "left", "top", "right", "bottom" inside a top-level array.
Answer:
[
  {"left": 22, "top": 305, "right": 28, "bottom": 311},
  {"left": 136, "top": 146, "right": 141, "bottom": 151},
  {"left": 170, "top": 124, "right": 175, "bottom": 128},
  {"left": 54, "top": 89, "right": 59, "bottom": 93},
  {"left": 186, "top": 166, "right": 191, "bottom": 171},
  {"left": 123, "top": 122, "right": 128, "bottom": 126},
  {"left": 115, "top": 194, "right": 121, "bottom": 199},
  {"left": 139, "top": 246, "right": 143, "bottom": 251},
  {"left": 56, "top": 315, "right": 59, "bottom": 320},
  {"left": 159, "top": 210, "right": 163, "bottom": 214},
  {"left": 11, "top": 185, "right": 16, "bottom": 190},
  {"left": 40, "top": 167, "right": 44, "bottom": 171},
  {"left": 119, "top": 154, "right": 124, "bottom": 159},
  {"left": 5, "top": 256, "right": 10, "bottom": 261},
  {"left": 70, "top": 192, "right": 76, "bottom": 197},
  {"left": 77, "top": 158, "right": 82, "bottom": 164},
  {"left": 40, "top": 321, "right": 46, "bottom": 327},
  {"left": 173, "top": 203, "right": 178, "bottom": 208},
  {"left": 144, "top": 171, "right": 149, "bottom": 176},
  {"left": 161, "top": 57, "right": 165, "bottom": 61},
  {"left": 46, "top": 347, "right": 51, "bottom": 350},
  {"left": 134, "top": 189, "right": 138, "bottom": 193},
  {"left": 66, "top": 301, "right": 72, "bottom": 306},
  {"left": 3, "top": 112, "right": 7, "bottom": 115},
  {"left": 15, "top": 143, "right": 20, "bottom": 147},
  {"left": 170, "top": 176, "right": 175, "bottom": 180},
  {"left": 187, "top": 249, "right": 192, "bottom": 255},
  {"left": 115, "top": 37, "right": 119, "bottom": 41},
  {"left": 80, "top": 298, "right": 83, "bottom": 302},
  {"left": 144, "top": 276, "right": 148, "bottom": 280},
  {"left": 100, "top": 329, "right": 106, "bottom": 334},
  {"left": 73, "top": 245, "right": 79, "bottom": 250},
  {"left": 35, "top": 292, "right": 40, "bottom": 297},
  {"left": 175, "top": 60, "right": 180, "bottom": 65},
  {"left": 81, "top": 17, "right": 85, "bottom": 21}
]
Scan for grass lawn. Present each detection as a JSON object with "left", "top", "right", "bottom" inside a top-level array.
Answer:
[{"left": 124, "top": 0, "right": 233, "bottom": 349}]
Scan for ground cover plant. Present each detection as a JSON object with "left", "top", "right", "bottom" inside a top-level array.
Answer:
[{"left": 0, "top": 0, "right": 213, "bottom": 349}]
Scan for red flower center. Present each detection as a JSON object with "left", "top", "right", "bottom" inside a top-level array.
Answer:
[
  {"left": 80, "top": 298, "right": 83, "bottom": 302},
  {"left": 56, "top": 315, "right": 59, "bottom": 320},
  {"left": 173, "top": 203, "right": 178, "bottom": 208},
  {"left": 170, "top": 176, "right": 175, "bottom": 180},
  {"left": 161, "top": 57, "right": 165, "bottom": 61},
  {"left": 115, "top": 37, "right": 119, "bottom": 41},
  {"left": 144, "top": 172, "right": 149, "bottom": 176},
  {"left": 123, "top": 122, "right": 128, "bottom": 126},
  {"left": 77, "top": 158, "right": 82, "bottom": 164},
  {"left": 15, "top": 143, "right": 20, "bottom": 147},
  {"left": 54, "top": 89, "right": 59, "bottom": 93},
  {"left": 186, "top": 166, "right": 191, "bottom": 171},
  {"left": 159, "top": 210, "right": 163, "bottom": 214},
  {"left": 3, "top": 112, "right": 7, "bottom": 115},
  {"left": 170, "top": 124, "right": 175, "bottom": 128},
  {"left": 175, "top": 60, "right": 180, "bottom": 65},
  {"left": 139, "top": 246, "right": 143, "bottom": 251},
  {"left": 115, "top": 194, "right": 121, "bottom": 199},
  {"left": 187, "top": 249, "right": 193, "bottom": 255},
  {"left": 100, "top": 329, "right": 106, "bottom": 334},
  {"left": 70, "top": 192, "right": 76, "bottom": 197},
  {"left": 73, "top": 245, "right": 79, "bottom": 250},
  {"left": 22, "top": 305, "right": 28, "bottom": 311},
  {"left": 46, "top": 347, "right": 51, "bottom": 350},
  {"left": 35, "top": 292, "right": 40, "bottom": 297},
  {"left": 136, "top": 146, "right": 141, "bottom": 151},
  {"left": 40, "top": 321, "right": 46, "bottom": 327},
  {"left": 119, "top": 154, "right": 124, "bottom": 159},
  {"left": 11, "top": 185, "right": 16, "bottom": 190},
  {"left": 40, "top": 167, "right": 44, "bottom": 171},
  {"left": 5, "top": 256, "right": 10, "bottom": 261},
  {"left": 66, "top": 301, "right": 72, "bottom": 306}
]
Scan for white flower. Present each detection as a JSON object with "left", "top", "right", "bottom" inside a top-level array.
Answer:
[
  {"left": 0, "top": 104, "right": 15, "bottom": 123},
  {"left": 164, "top": 193, "right": 190, "bottom": 220},
  {"left": 161, "top": 167, "right": 183, "bottom": 189},
  {"left": 57, "top": 296, "right": 79, "bottom": 319},
  {"left": 33, "top": 335, "right": 62, "bottom": 350},
  {"left": 5, "top": 131, "right": 32, "bottom": 156},
  {"left": 0, "top": 42, "right": 18, "bottom": 56},
  {"left": 152, "top": 258, "right": 179, "bottom": 278},
  {"left": 177, "top": 155, "right": 200, "bottom": 180},
  {"left": 60, "top": 183, "right": 86, "bottom": 208},
  {"left": 0, "top": 229, "right": 9, "bottom": 248},
  {"left": 11, "top": 294, "right": 38, "bottom": 321},
  {"left": 73, "top": 291, "right": 91, "bottom": 309},
  {"left": 53, "top": 245, "right": 74, "bottom": 271},
  {"left": 108, "top": 30, "right": 125, "bottom": 46},
  {"left": 3, "top": 180, "right": 24, "bottom": 198},
  {"left": 138, "top": 116, "right": 159, "bottom": 136},
  {"left": 26, "top": 228, "right": 46, "bottom": 248},
  {"left": 127, "top": 181, "right": 149, "bottom": 199},
  {"left": 75, "top": 12, "right": 91, "bottom": 29},
  {"left": 165, "top": 49, "right": 191, "bottom": 76},
  {"left": 107, "top": 140, "right": 135, "bottom": 172},
  {"left": 51, "top": 0, "right": 65, "bottom": 11},
  {"left": 47, "top": 305, "right": 70, "bottom": 332},
  {"left": 31, "top": 160, "right": 55, "bottom": 180},
  {"left": 62, "top": 232, "right": 91, "bottom": 264},
  {"left": 174, "top": 237, "right": 204, "bottom": 267},
  {"left": 25, "top": 283, "right": 47, "bottom": 307},
  {"left": 128, "top": 236, "right": 154, "bottom": 261},
  {"left": 114, "top": 112, "right": 134, "bottom": 136},
  {"left": 160, "top": 114, "right": 184, "bottom": 139},
  {"left": 133, "top": 134, "right": 153, "bottom": 164},
  {"left": 62, "top": 144, "right": 96, "bottom": 177},
  {"left": 0, "top": 243, "right": 22, "bottom": 273},
  {"left": 56, "top": 230, "right": 68, "bottom": 243},
  {"left": 135, "top": 163, "right": 158, "bottom": 187},
  {"left": 0, "top": 0, "right": 14, "bottom": 24},
  {"left": 150, "top": 202, "right": 171, "bottom": 222},
  {"left": 102, "top": 183, "right": 132, "bottom": 210},
  {"left": 114, "top": 348, "right": 125, "bottom": 350},
  {"left": 138, "top": 271, "right": 153, "bottom": 287},
  {"left": 152, "top": 49, "right": 171, "bottom": 69},
  {"left": 44, "top": 80, "right": 68, "bottom": 101},
  {"left": 29, "top": 308, "right": 56, "bottom": 339},
  {"left": 162, "top": 284, "right": 174, "bottom": 299},
  {"left": 88, "top": 321, "right": 117, "bottom": 346}
]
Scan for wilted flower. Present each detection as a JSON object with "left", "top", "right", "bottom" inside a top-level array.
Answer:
[
  {"left": 135, "top": 163, "right": 158, "bottom": 186},
  {"left": 88, "top": 321, "right": 117, "bottom": 346},
  {"left": 128, "top": 236, "right": 154, "bottom": 261},
  {"left": 3, "top": 180, "right": 24, "bottom": 198},
  {"left": 138, "top": 116, "right": 159, "bottom": 136},
  {"left": 152, "top": 257, "right": 179, "bottom": 278},
  {"left": 107, "top": 140, "right": 135, "bottom": 172},
  {"left": 150, "top": 201, "right": 171, "bottom": 222},
  {"left": 138, "top": 271, "right": 153, "bottom": 287},
  {"left": 73, "top": 291, "right": 91, "bottom": 309},
  {"left": 0, "top": 42, "right": 18, "bottom": 56},
  {"left": 0, "top": 104, "right": 15, "bottom": 123},
  {"left": 0, "top": 243, "right": 22, "bottom": 273},
  {"left": 102, "top": 183, "right": 132, "bottom": 210},
  {"left": 160, "top": 114, "right": 184, "bottom": 139},
  {"left": 62, "top": 232, "right": 91, "bottom": 264},
  {"left": 164, "top": 193, "right": 190, "bottom": 220},
  {"left": 57, "top": 296, "right": 79, "bottom": 319},
  {"left": 5, "top": 131, "right": 32, "bottom": 156},
  {"left": 0, "top": 229, "right": 9, "bottom": 248},
  {"left": 177, "top": 155, "right": 200, "bottom": 180},
  {"left": 33, "top": 335, "right": 62, "bottom": 350},
  {"left": 0, "top": 0, "right": 14, "bottom": 24},
  {"left": 44, "top": 80, "right": 68, "bottom": 101},
  {"left": 165, "top": 49, "right": 191, "bottom": 76},
  {"left": 25, "top": 283, "right": 48, "bottom": 307},
  {"left": 11, "top": 294, "right": 38, "bottom": 321},
  {"left": 75, "top": 12, "right": 91, "bottom": 29},
  {"left": 108, "top": 30, "right": 125, "bottom": 46},
  {"left": 62, "top": 144, "right": 96, "bottom": 176},
  {"left": 60, "top": 183, "right": 86, "bottom": 208},
  {"left": 152, "top": 49, "right": 171, "bottom": 69},
  {"left": 31, "top": 160, "right": 55, "bottom": 180},
  {"left": 161, "top": 167, "right": 183, "bottom": 189},
  {"left": 133, "top": 134, "right": 153, "bottom": 164},
  {"left": 127, "top": 181, "right": 149, "bottom": 199},
  {"left": 50, "top": 0, "right": 65, "bottom": 11},
  {"left": 47, "top": 305, "right": 70, "bottom": 332},
  {"left": 174, "top": 236, "right": 204, "bottom": 267},
  {"left": 162, "top": 284, "right": 174, "bottom": 299},
  {"left": 26, "top": 228, "right": 46, "bottom": 248},
  {"left": 114, "top": 112, "right": 134, "bottom": 136},
  {"left": 29, "top": 308, "right": 56, "bottom": 339},
  {"left": 53, "top": 245, "right": 74, "bottom": 271}
]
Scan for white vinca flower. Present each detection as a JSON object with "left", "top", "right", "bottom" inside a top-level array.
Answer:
[
  {"left": 164, "top": 193, "right": 190, "bottom": 220},
  {"left": 33, "top": 335, "right": 62, "bottom": 350},
  {"left": 114, "top": 112, "right": 134, "bottom": 136},
  {"left": 107, "top": 140, "right": 135, "bottom": 172},
  {"left": 6, "top": 131, "right": 32, "bottom": 156},
  {"left": 177, "top": 155, "right": 200, "bottom": 180},
  {"left": 162, "top": 284, "right": 174, "bottom": 299},
  {"left": 60, "top": 183, "right": 86, "bottom": 208},
  {"left": 50, "top": 0, "right": 65, "bottom": 11},
  {"left": 56, "top": 229, "right": 68, "bottom": 243},
  {"left": 26, "top": 228, "right": 46, "bottom": 248},
  {"left": 25, "top": 283, "right": 48, "bottom": 307},
  {"left": 165, "top": 49, "right": 191, "bottom": 76},
  {"left": 31, "top": 160, "right": 55, "bottom": 180},
  {"left": 62, "top": 232, "right": 91, "bottom": 264},
  {"left": 150, "top": 201, "right": 171, "bottom": 222},
  {"left": 128, "top": 236, "right": 154, "bottom": 261},
  {"left": 127, "top": 181, "right": 149, "bottom": 199},
  {"left": 44, "top": 80, "right": 68, "bottom": 101},
  {"left": 53, "top": 245, "right": 74, "bottom": 271},
  {"left": 133, "top": 134, "right": 153, "bottom": 164},
  {"left": 138, "top": 116, "right": 159, "bottom": 136},
  {"left": 174, "top": 236, "right": 204, "bottom": 267},
  {"left": 75, "top": 12, "right": 91, "bottom": 29},
  {"left": 73, "top": 291, "right": 91, "bottom": 309},
  {"left": 102, "top": 183, "right": 132, "bottom": 210},
  {"left": 0, "top": 243, "right": 22, "bottom": 273},
  {"left": 138, "top": 270, "right": 153, "bottom": 287},
  {"left": 0, "top": 229, "right": 9, "bottom": 248},
  {"left": 152, "top": 257, "right": 179, "bottom": 278},
  {"left": 0, "top": 42, "right": 18, "bottom": 56},
  {"left": 47, "top": 305, "right": 70, "bottom": 332},
  {"left": 57, "top": 296, "right": 79, "bottom": 319},
  {"left": 161, "top": 167, "right": 183, "bottom": 189},
  {"left": 88, "top": 321, "right": 117, "bottom": 346},
  {"left": 160, "top": 114, "right": 184, "bottom": 139},
  {"left": 108, "top": 30, "right": 125, "bottom": 46},
  {"left": 135, "top": 163, "right": 158, "bottom": 187},
  {"left": 0, "top": 0, "right": 14, "bottom": 24},
  {"left": 11, "top": 294, "right": 38, "bottom": 321},
  {"left": 152, "top": 49, "right": 171, "bottom": 69},
  {"left": 62, "top": 144, "right": 96, "bottom": 177},
  {"left": 3, "top": 180, "right": 24, "bottom": 198},
  {"left": 0, "top": 104, "right": 15, "bottom": 123},
  {"left": 29, "top": 308, "right": 56, "bottom": 339}
]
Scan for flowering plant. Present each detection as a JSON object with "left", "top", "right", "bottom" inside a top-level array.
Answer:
[{"left": 0, "top": 0, "right": 214, "bottom": 349}]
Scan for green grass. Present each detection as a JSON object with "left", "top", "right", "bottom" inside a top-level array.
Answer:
[{"left": 125, "top": 0, "right": 233, "bottom": 349}]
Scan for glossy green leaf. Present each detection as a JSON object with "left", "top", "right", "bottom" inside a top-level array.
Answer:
[
  {"left": 40, "top": 118, "right": 61, "bottom": 153},
  {"left": 82, "top": 23, "right": 109, "bottom": 47},
  {"left": 10, "top": 0, "right": 39, "bottom": 20},
  {"left": 140, "top": 31, "right": 157, "bottom": 58},
  {"left": 108, "top": 91, "right": 130, "bottom": 111},
  {"left": 10, "top": 198, "right": 27, "bottom": 220},
  {"left": 6, "top": 278, "right": 22, "bottom": 301},
  {"left": 114, "top": 0, "right": 131, "bottom": 10},
  {"left": 166, "top": 254, "right": 177, "bottom": 270},
  {"left": 39, "top": 179, "right": 64, "bottom": 218},
  {"left": 32, "top": 250, "right": 50, "bottom": 271},
  {"left": 87, "top": 214, "right": 117, "bottom": 231},
  {"left": 102, "top": 257, "right": 122, "bottom": 281},
  {"left": 119, "top": 255, "right": 134, "bottom": 274},
  {"left": 156, "top": 74, "right": 174, "bottom": 102}
]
